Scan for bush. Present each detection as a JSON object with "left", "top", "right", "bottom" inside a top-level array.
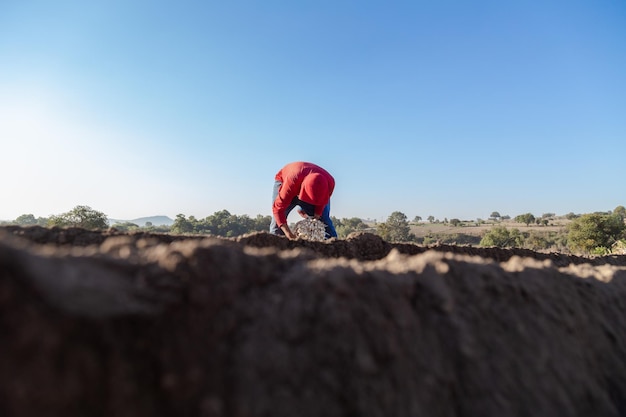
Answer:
[
  {"left": 480, "top": 226, "right": 524, "bottom": 248},
  {"left": 567, "top": 213, "right": 626, "bottom": 254}
]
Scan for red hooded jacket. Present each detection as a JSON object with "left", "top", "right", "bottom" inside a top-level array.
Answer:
[{"left": 272, "top": 162, "right": 335, "bottom": 228}]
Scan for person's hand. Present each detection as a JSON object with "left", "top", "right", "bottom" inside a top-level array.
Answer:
[
  {"left": 297, "top": 209, "right": 308, "bottom": 219},
  {"left": 281, "top": 224, "right": 296, "bottom": 240}
]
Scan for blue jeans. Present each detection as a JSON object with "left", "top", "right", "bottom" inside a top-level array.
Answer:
[{"left": 269, "top": 180, "right": 337, "bottom": 238}]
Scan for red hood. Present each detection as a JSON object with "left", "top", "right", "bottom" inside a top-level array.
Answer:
[{"left": 299, "top": 173, "right": 329, "bottom": 206}]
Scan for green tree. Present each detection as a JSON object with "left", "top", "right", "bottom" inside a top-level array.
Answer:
[
  {"left": 514, "top": 213, "right": 536, "bottom": 226},
  {"left": 170, "top": 214, "right": 194, "bottom": 234},
  {"left": 13, "top": 214, "right": 48, "bottom": 226},
  {"left": 427, "top": 215, "right": 435, "bottom": 223},
  {"left": 566, "top": 213, "right": 626, "bottom": 254},
  {"left": 170, "top": 211, "right": 271, "bottom": 236},
  {"left": 227, "top": 214, "right": 257, "bottom": 236},
  {"left": 480, "top": 226, "right": 524, "bottom": 248},
  {"left": 377, "top": 211, "right": 414, "bottom": 242},
  {"left": 14, "top": 214, "right": 38, "bottom": 225},
  {"left": 200, "top": 210, "right": 264, "bottom": 237},
  {"left": 335, "top": 217, "right": 368, "bottom": 238},
  {"left": 251, "top": 215, "right": 272, "bottom": 232},
  {"left": 490, "top": 211, "right": 501, "bottom": 221},
  {"left": 201, "top": 210, "right": 239, "bottom": 236},
  {"left": 449, "top": 218, "right": 461, "bottom": 227},
  {"left": 48, "top": 205, "right": 108, "bottom": 230},
  {"left": 190, "top": 215, "right": 202, "bottom": 232},
  {"left": 613, "top": 205, "right": 626, "bottom": 221},
  {"left": 412, "top": 216, "right": 422, "bottom": 223}
]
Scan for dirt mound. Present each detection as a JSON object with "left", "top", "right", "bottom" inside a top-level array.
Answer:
[{"left": 1, "top": 226, "right": 626, "bottom": 417}]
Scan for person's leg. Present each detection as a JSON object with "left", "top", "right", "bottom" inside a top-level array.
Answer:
[
  {"left": 269, "top": 181, "right": 283, "bottom": 234},
  {"left": 320, "top": 202, "right": 337, "bottom": 238}
]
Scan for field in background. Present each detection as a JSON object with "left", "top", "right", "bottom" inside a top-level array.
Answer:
[
  {"left": 359, "top": 217, "right": 572, "bottom": 243},
  {"left": 409, "top": 218, "right": 571, "bottom": 239}
]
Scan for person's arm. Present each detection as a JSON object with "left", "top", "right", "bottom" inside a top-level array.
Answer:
[
  {"left": 273, "top": 196, "right": 295, "bottom": 238},
  {"left": 280, "top": 224, "right": 296, "bottom": 239},
  {"left": 273, "top": 171, "right": 303, "bottom": 239}
]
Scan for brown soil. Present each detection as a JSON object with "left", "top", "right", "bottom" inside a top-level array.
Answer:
[{"left": 1, "top": 225, "right": 626, "bottom": 417}]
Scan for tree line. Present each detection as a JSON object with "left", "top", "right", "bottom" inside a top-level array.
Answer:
[
  {"left": 479, "top": 208, "right": 626, "bottom": 255},
  {"left": 2, "top": 205, "right": 625, "bottom": 255}
]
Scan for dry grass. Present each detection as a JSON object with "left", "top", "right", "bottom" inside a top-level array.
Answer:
[{"left": 409, "top": 219, "right": 571, "bottom": 238}]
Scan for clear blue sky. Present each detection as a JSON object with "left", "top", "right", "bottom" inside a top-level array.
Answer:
[{"left": 1, "top": 0, "right": 624, "bottom": 223}]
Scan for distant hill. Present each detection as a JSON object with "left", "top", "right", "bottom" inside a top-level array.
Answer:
[
  {"left": 108, "top": 215, "right": 174, "bottom": 227},
  {"left": 132, "top": 216, "right": 174, "bottom": 226}
]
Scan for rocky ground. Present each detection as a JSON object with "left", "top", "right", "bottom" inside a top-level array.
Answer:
[{"left": 1, "top": 226, "right": 626, "bottom": 417}]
